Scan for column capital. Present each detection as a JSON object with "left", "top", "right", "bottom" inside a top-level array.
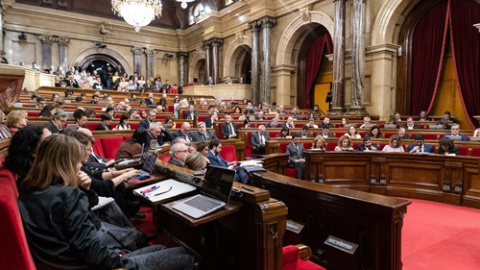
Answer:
[
  {"left": 38, "top": 35, "right": 55, "bottom": 44},
  {"left": 177, "top": 52, "right": 189, "bottom": 58},
  {"left": 144, "top": 48, "right": 157, "bottom": 56},
  {"left": 131, "top": 47, "right": 143, "bottom": 55},
  {"left": 210, "top": 37, "right": 223, "bottom": 47},
  {"left": 248, "top": 20, "right": 261, "bottom": 31},
  {"left": 203, "top": 40, "right": 212, "bottom": 47},
  {"left": 258, "top": 16, "right": 277, "bottom": 28},
  {"left": 57, "top": 37, "right": 70, "bottom": 46}
]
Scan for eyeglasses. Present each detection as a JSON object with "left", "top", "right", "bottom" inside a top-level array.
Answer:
[{"left": 176, "top": 150, "right": 189, "bottom": 153}]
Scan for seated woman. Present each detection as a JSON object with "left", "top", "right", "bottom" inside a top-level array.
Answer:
[
  {"left": 185, "top": 151, "right": 207, "bottom": 171},
  {"left": 38, "top": 104, "right": 57, "bottom": 118},
  {"left": 312, "top": 136, "right": 326, "bottom": 150},
  {"left": 96, "top": 113, "right": 113, "bottom": 131},
  {"left": 73, "top": 109, "right": 88, "bottom": 129},
  {"left": 369, "top": 125, "right": 382, "bottom": 138},
  {"left": 18, "top": 134, "right": 195, "bottom": 270},
  {"left": 382, "top": 135, "right": 404, "bottom": 153},
  {"left": 6, "top": 110, "right": 28, "bottom": 136},
  {"left": 278, "top": 127, "right": 291, "bottom": 138},
  {"left": 339, "top": 117, "right": 349, "bottom": 128},
  {"left": 345, "top": 125, "right": 361, "bottom": 139},
  {"left": 116, "top": 129, "right": 148, "bottom": 160},
  {"left": 334, "top": 135, "right": 354, "bottom": 151},
  {"left": 437, "top": 138, "right": 460, "bottom": 156},
  {"left": 115, "top": 113, "right": 131, "bottom": 131},
  {"left": 196, "top": 141, "right": 211, "bottom": 165}
]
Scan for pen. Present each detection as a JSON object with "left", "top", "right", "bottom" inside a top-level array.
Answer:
[
  {"left": 153, "top": 186, "right": 173, "bottom": 196},
  {"left": 241, "top": 186, "right": 254, "bottom": 192},
  {"left": 140, "top": 185, "right": 158, "bottom": 194}
]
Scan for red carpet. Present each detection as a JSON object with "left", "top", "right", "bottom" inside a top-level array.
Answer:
[{"left": 402, "top": 198, "right": 480, "bottom": 270}]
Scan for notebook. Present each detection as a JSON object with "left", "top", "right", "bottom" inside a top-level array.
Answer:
[
  {"left": 133, "top": 179, "right": 197, "bottom": 203},
  {"left": 172, "top": 165, "right": 236, "bottom": 219}
]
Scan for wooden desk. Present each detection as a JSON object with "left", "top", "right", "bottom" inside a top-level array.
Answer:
[
  {"left": 249, "top": 163, "right": 410, "bottom": 270},
  {"left": 152, "top": 161, "right": 287, "bottom": 270}
]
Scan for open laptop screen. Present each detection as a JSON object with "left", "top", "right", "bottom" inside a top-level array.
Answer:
[
  {"left": 203, "top": 165, "right": 236, "bottom": 204},
  {"left": 141, "top": 152, "right": 157, "bottom": 173}
]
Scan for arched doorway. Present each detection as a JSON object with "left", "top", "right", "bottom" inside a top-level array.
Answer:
[
  {"left": 233, "top": 45, "right": 251, "bottom": 84},
  {"left": 77, "top": 54, "right": 123, "bottom": 89},
  {"left": 193, "top": 59, "right": 206, "bottom": 84}
]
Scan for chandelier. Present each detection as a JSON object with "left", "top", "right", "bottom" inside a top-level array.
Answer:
[
  {"left": 176, "top": 0, "right": 195, "bottom": 9},
  {"left": 111, "top": 0, "right": 163, "bottom": 32}
]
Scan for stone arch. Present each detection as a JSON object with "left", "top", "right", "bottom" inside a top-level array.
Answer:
[
  {"left": 70, "top": 47, "right": 132, "bottom": 74},
  {"left": 223, "top": 35, "right": 252, "bottom": 77},
  {"left": 371, "top": 0, "right": 420, "bottom": 45},
  {"left": 188, "top": 50, "right": 206, "bottom": 83},
  {"left": 275, "top": 11, "right": 334, "bottom": 66}
]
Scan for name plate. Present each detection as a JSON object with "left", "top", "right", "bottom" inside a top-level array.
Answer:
[
  {"left": 286, "top": 219, "right": 304, "bottom": 234},
  {"left": 324, "top": 235, "right": 358, "bottom": 254}
]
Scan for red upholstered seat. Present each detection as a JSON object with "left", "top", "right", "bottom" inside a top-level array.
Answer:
[
  {"left": 283, "top": 245, "right": 326, "bottom": 270},
  {"left": 286, "top": 168, "right": 298, "bottom": 178},
  {"left": 0, "top": 167, "right": 36, "bottom": 270},
  {"left": 423, "top": 133, "right": 439, "bottom": 140},
  {"left": 457, "top": 146, "right": 469, "bottom": 156},
  {"left": 326, "top": 142, "right": 336, "bottom": 151},
  {"left": 101, "top": 136, "right": 124, "bottom": 160},
  {"left": 159, "top": 155, "right": 170, "bottom": 162},
  {"left": 279, "top": 142, "right": 289, "bottom": 153},
  {"left": 92, "top": 137, "right": 105, "bottom": 158},
  {"left": 471, "top": 147, "right": 480, "bottom": 157},
  {"left": 220, "top": 145, "right": 237, "bottom": 163},
  {"left": 130, "top": 122, "right": 139, "bottom": 130},
  {"left": 303, "top": 142, "right": 313, "bottom": 150},
  {"left": 85, "top": 122, "right": 98, "bottom": 131}
]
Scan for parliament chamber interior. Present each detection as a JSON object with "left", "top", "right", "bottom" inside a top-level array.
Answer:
[{"left": 0, "top": 0, "right": 479, "bottom": 269}]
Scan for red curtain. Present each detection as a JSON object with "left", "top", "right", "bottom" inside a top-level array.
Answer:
[
  {"left": 304, "top": 33, "right": 333, "bottom": 108},
  {"left": 410, "top": 1, "right": 449, "bottom": 115},
  {"left": 449, "top": 0, "right": 480, "bottom": 129}
]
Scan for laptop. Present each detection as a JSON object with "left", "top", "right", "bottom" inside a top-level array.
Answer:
[
  {"left": 125, "top": 152, "right": 157, "bottom": 181},
  {"left": 470, "top": 137, "right": 480, "bottom": 141},
  {"left": 445, "top": 135, "right": 462, "bottom": 141},
  {"left": 429, "top": 124, "right": 444, "bottom": 129},
  {"left": 172, "top": 165, "right": 236, "bottom": 219},
  {"left": 361, "top": 123, "right": 375, "bottom": 129},
  {"left": 384, "top": 124, "right": 397, "bottom": 129}
]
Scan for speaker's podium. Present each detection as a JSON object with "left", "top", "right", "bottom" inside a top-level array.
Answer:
[{"left": 150, "top": 161, "right": 287, "bottom": 270}]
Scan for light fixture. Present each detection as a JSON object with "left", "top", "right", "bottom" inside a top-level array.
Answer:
[
  {"left": 177, "top": 0, "right": 195, "bottom": 9},
  {"left": 111, "top": 0, "right": 163, "bottom": 32}
]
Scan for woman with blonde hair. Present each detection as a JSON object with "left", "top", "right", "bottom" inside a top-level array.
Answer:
[
  {"left": 312, "top": 136, "right": 326, "bottom": 150},
  {"left": 6, "top": 110, "right": 28, "bottom": 136},
  {"left": 19, "top": 134, "right": 194, "bottom": 270},
  {"left": 185, "top": 151, "right": 207, "bottom": 171},
  {"left": 382, "top": 135, "right": 404, "bottom": 153},
  {"left": 334, "top": 135, "right": 353, "bottom": 151}
]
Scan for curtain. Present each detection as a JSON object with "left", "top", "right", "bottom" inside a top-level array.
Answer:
[
  {"left": 304, "top": 33, "right": 333, "bottom": 108},
  {"left": 449, "top": 0, "right": 480, "bottom": 129},
  {"left": 410, "top": 1, "right": 449, "bottom": 115}
]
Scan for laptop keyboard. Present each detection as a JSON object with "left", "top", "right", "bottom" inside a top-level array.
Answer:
[{"left": 184, "top": 196, "right": 222, "bottom": 212}]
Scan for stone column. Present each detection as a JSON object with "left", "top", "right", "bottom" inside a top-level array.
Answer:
[
  {"left": 329, "top": 0, "right": 346, "bottom": 115},
  {"left": 39, "top": 35, "right": 55, "bottom": 70},
  {"left": 57, "top": 37, "right": 70, "bottom": 71},
  {"left": 0, "top": 1, "right": 4, "bottom": 51},
  {"left": 347, "top": 0, "right": 368, "bottom": 115},
  {"left": 204, "top": 41, "right": 212, "bottom": 83},
  {"left": 131, "top": 47, "right": 143, "bottom": 76},
  {"left": 144, "top": 48, "right": 156, "bottom": 79},
  {"left": 211, "top": 38, "right": 223, "bottom": 84},
  {"left": 177, "top": 52, "right": 188, "bottom": 86},
  {"left": 249, "top": 21, "right": 261, "bottom": 105},
  {"left": 260, "top": 16, "right": 276, "bottom": 104}
]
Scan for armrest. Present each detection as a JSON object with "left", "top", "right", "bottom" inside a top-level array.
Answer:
[{"left": 295, "top": 244, "right": 312, "bottom": 261}]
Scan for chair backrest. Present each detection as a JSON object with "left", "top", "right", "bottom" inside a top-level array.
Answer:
[
  {"left": 220, "top": 145, "right": 237, "bottom": 162},
  {"left": 92, "top": 137, "right": 105, "bottom": 158},
  {"left": 0, "top": 167, "right": 37, "bottom": 270},
  {"left": 101, "top": 136, "right": 124, "bottom": 160}
]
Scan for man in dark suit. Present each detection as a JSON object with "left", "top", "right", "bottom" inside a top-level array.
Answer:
[
  {"left": 172, "top": 122, "right": 194, "bottom": 142},
  {"left": 146, "top": 122, "right": 173, "bottom": 149},
  {"left": 250, "top": 125, "right": 270, "bottom": 155},
  {"left": 408, "top": 134, "right": 434, "bottom": 153},
  {"left": 221, "top": 114, "right": 238, "bottom": 139},
  {"left": 281, "top": 116, "right": 295, "bottom": 129},
  {"left": 192, "top": 122, "right": 217, "bottom": 142},
  {"left": 168, "top": 142, "right": 189, "bottom": 167},
  {"left": 357, "top": 136, "right": 379, "bottom": 151},
  {"left": 206, "top": 140, "right": 248, "bottom": 183},
  {"left": 443, "top": 124, "right": 469, "bottom": 141},
  {"left": 397, "top": 127, "right": 412, "bottom": 140},
  {"left": 183, "top": 105, "right": 197, "bottom": 121},
  {"left": 295, "top": 125, "right": 313, "bottom": 138},
  {"left": 64, "top": 75, "right": 79, "bottom": 88},
  {"left": 204, "top": 112, "right": 218, "bottom": 129},
  {"left": 402, "top": 117, "right": 421, "bottom": 130},
  {"left": 138, "top": 110, "right": 157, "bottom": 130},
  {"left": 415, "top": 110, "right": 432, "bottom": 121},
  {"left": 286, "top": 134, "right": 305, "bottom": 179},
  {"left": 319, "top": 127, "right": 334, "bottom": 138},
  {"left": 319, "top": 117, "right": 334, "bottom": 129},
  {"left": 144, "top": 93, "right": 155, "bottom": 106},
  {"left": 265, "top": 118, "right": 279, "bottom": 128},
  {"left": 204, "top": 76, "right": 215, "bottom": 86}
]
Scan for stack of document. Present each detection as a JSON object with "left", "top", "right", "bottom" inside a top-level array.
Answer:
[
  {"left": 239, "top": 159, "right": 263, "bottom": 168},
  {"left": 133, "top": 179, "right": 197, "bottom": 202}
]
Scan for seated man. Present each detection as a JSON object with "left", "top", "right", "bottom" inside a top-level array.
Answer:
[
  {"left": 319, "top": 127, "right": 334, "bottom": 138},
  {"left": 444, "top": 124, "right": 469, "bottom": 141},
  {"left": 172, "top": 122, "right": 194, "bottom": 142},
  {"left": 296, "top": 125, "right": 313, "bottom": 138},
  {"left": 357, "top": 135, "right": 379, "bottom": 151},
  {"left": 402, "top": 117, "right": 421, "bottom": 130},
  {"left": 44, "top": 110, "right": 68, "bottom": 134},
  {"left": 415, "top": 110, "right": 432, "bottom": 121},
  {"left": 206, "top": 140, "right": 248, "bottom": 183},
  {"left": 250, "top": 125, "right": 270, "bottom": 155},
  {"left": 408, "top": 134, "right": 435, "bottom": 153},
  {"left": 146, "top": 122, "right": 173, "bottom": 150},
  {"left": 397, "top": 127, "right": 411, "bottom": 139},
  {"left": 359, "top": 116, "right": 372, "bottom": 129},
  {"left": 221, "top": 114, "right": 238, "bottom": 139},
  {"left": 286, "top": 134, "right": 305, "bottom": 180},
  {"left": 281, "top": 116, "right": 295, "bottom": 129},
  {"left": 184, "top": 105, "right": 197, "bottom": 121},
  {"left": 168, "top": 142, "right": 189, "bottom": 167},
  {"left": 443, "top": 110, "right": 459, "bottom": 124},
  {"left": 192, "top": 121, "right": 217, "bottom": 142},
  {"left": 265, "top": 118, "right": 279, "bottom": 128}
]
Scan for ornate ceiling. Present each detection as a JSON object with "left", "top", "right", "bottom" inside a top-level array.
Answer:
[{"left": 15, "top": 0, "right": 225, "bottom": 30}]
